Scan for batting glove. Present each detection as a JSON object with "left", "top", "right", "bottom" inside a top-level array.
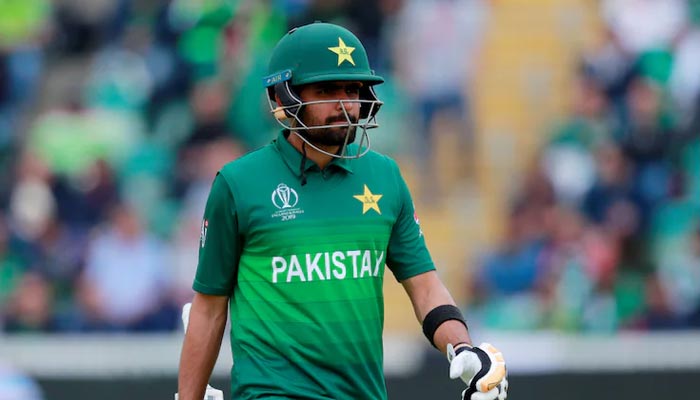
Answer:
[{"left": 447, "top": 342, "right": 508, "bottom": 400}]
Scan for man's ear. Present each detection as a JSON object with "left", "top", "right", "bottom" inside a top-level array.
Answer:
[{"left": 273, "top": 94, "right": 287, "bottom": 120}]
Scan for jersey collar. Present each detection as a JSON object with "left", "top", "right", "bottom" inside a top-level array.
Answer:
[{"left": 274, "top": 130, "right": 354, "bottom": 176}]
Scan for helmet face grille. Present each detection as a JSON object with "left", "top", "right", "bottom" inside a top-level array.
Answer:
[{"left": 265, "top": 86, "right": 382, "bottom": 159}]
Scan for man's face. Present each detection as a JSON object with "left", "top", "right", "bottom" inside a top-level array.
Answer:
[{"left": 295, "top": 81, "right": 363, "bottom": 147}]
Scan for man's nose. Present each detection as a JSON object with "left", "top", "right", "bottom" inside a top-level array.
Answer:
[{"left": 336, "top": 97, "right": 359, "bottom": 112}]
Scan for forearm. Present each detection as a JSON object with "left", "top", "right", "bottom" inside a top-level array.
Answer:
[
  {"left": 178, "top": 294, "right": 228, "bottom": 400},
  {"left": 403, "top": 271, "right": 472, "bottom": 354}
]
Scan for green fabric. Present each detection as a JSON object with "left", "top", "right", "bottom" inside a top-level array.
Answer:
[
  {"left": 227, "top": 3, "right": 286, "bottom": 149},
  {"left": 636, "top": 49, "right": 674, "bottom": 85},
  {"left": 615, "top": 272, "right": 647, "bottom": 324},
  {"left": 689, "top": 0, "right": 700, "bottom": 25},
  {"left": 28, "top": 110, "right": 142, "bottom": 177},
  {"left": 478, "top": 294, "right": 545, "bottom": 331},
  {"left": 174, "top": 0, "right": 238, "bottom": 78},
  {"left": 170, "top": 0, "right": 238, "bottom": 27},
  {"left": 0, "top": 0, "right": 50, "bottom": 47},
  {"left": 548, "top": 117, "right": 612, "bottom": 150},
  {"left": 0, "top": 253, "right": 23, "bottom": 305},
  {"left": 227, "top": 54, "right": 278, "bottom": 149},
  {"left": 682, "top": 138, "right": 700, "bottom": 204},
  {"left": 194, "top": 131, "right": 434, "bottom": 399}
]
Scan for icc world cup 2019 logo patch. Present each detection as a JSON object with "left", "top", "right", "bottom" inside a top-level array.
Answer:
[
  {"left": 271, "top": 183, "right": 304, "bottom": 221},
  {"left": 272, "top": 183, "right": 298, "bottom": 209}
]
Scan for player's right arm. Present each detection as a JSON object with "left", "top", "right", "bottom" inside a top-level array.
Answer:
[
  {"left": 177, "top": 292, "right": 228, "bottom": 400},
  {"left": 179, "top": 172, "right": 240, "bottom": 399}
]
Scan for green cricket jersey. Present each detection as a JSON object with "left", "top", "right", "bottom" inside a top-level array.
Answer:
[{"left": 193, "top": 131, "right": 435, "bottom": 400}]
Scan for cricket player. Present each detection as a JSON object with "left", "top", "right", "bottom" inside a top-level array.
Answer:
[{"left": 178, "top": 22, "right": 508, "bottom": 400}]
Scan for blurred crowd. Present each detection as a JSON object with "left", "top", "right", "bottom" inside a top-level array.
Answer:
[
  {"left": 0, "top": 0, "right": 698, "bottom": 335},
  {"left": 468, "top": 0, "right": 700, "bottom": 332},
  {"left": 0, "top": 0, "right": 482, "bottom": 333}
]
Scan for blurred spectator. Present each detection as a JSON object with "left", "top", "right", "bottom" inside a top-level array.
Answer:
[
  {"left": 392, "top": 0, "right": 488, "bottom": 189},
  {"left": 75, "top": 203, "right": 176, "bottom": 331},
  {"left": 619, "top": 77, "right": 676, "bottom": 211},
  {"left": 469, "top": 194, "right": 552, "bottom": 330},
  {"left": 27, "top": 98, "right": 143, "bottom": 180},
  {"left": 0, "top": 214, "right": 26, "bottom": 310},
  {"left": 53, "top": 0, "right": 130, "bottom": 54},
  {"left": 540, "top": 207, "right": 619, "bottom": 332},
  {"left": 170, "top": 136, "right": 243, "bottom": 306},
  {"left": 635, "top": 273, "right": 688, "bottom": 329},
  {"left": 669, "top": 27, "right": 700, "bottom": 128},
  {"left": 287, "top": 0, "right": 399, "bottom": 72},
  {"left": 1, "top": 0, "right": 699, "bottom": 336},
  {"left": 656, "top": 224, "right": 700, "bottom": 325},
  {"left": 167, "top": 0, "right": 237, "bottom": 80},
  {"left": 0, "top": 362, "right": 44, "bottom": 400},
  {"left": 51, "top": 159, "right": 119, "bottom": 228},
  {"left": 582, "top": 142, "right": 643, "bottom": 238},
  {"left": 187, "top": 79, "right": 232, "bottom": 145},
  {"left": 3, "top": 272, "right": 58, "bottom": 332},
  {"left": 0, "top": 0, "right": 51, "bottom": 148},
  {"left": 543, "top": 71, "right": 614, "bottom": 206},
  {"left": 602, "top": 0, "right": 688, "bottom": 55},
  {"left": 8, "top": 152, "right": 56, "bottom": 243},
  {"left": 224, "top": 1, "right": 287, "bottom": 149}
]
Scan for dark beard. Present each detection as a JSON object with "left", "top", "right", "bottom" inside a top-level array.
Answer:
[
  {"left": 298, "top": 113, "right": 359, "bottom": 147},
  {"left": 299, "top": 125, "right": 358, "bottom": 146}
]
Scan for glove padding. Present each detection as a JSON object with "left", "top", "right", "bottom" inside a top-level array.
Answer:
[{"left": 447, "top": 342, "right": 508, "bottom": 400}]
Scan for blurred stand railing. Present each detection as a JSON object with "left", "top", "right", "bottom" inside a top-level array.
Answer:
[
  {"left": 2, "top": 331, "right": 700, "bottom": 378},
  {"left": 3, "top": 331, "right": 700, "bottom": 400}
]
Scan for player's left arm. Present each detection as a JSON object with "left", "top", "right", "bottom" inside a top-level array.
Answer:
[
  {"left": 402, "top": 271, "right": 508, "bottom": 400},
  {"left": 401, "top": 270, "right": 471, "bottom": 352}
]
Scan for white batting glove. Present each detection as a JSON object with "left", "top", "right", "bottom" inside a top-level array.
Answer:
[{"left": 447, "top": 342, "right": 508, "bottom": 400}]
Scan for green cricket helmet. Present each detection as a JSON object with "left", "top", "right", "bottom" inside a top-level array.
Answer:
[{"left": 263, "top": 22, "right": 384, "bottom": 158}]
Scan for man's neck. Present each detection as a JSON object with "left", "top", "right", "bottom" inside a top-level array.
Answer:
[{"left": 287, "top": 132, "right": 338, "bottom": 170}]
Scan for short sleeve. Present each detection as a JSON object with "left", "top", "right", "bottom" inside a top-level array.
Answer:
[
  {"left": 386, "top": 161, "right": 436, "bottom": 281},
  {"left": 193, "top": 173, "right": 240, "bottom": 296}
]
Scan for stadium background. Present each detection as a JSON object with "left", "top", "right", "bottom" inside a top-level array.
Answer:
[{"left": 1, "top": 0, "right": 699, "bottom": 399}]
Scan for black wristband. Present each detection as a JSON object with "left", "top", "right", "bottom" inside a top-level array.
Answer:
[{"left": 421, "top": 304, "right": 468, "bottom": 348}]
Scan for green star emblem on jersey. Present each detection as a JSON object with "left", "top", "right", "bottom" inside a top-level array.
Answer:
[{"left": 328, "top": 37, "right": 356, "bottom": 66}]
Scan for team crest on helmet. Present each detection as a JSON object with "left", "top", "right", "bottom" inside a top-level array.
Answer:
[{"left": 328, "top": 37, "right": 356, "bottom": 66}]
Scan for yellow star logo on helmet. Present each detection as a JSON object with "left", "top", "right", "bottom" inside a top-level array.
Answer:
[{"left": 328, "top": 37, "right": 356, "bottom": 66}]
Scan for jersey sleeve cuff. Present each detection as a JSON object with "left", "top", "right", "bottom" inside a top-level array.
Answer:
[
  {"left": 192, "top": 280, "right": 231, "bottom": 296},
  {"left": 392, "top": 263, "right": 436, "bottom": 282}
]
